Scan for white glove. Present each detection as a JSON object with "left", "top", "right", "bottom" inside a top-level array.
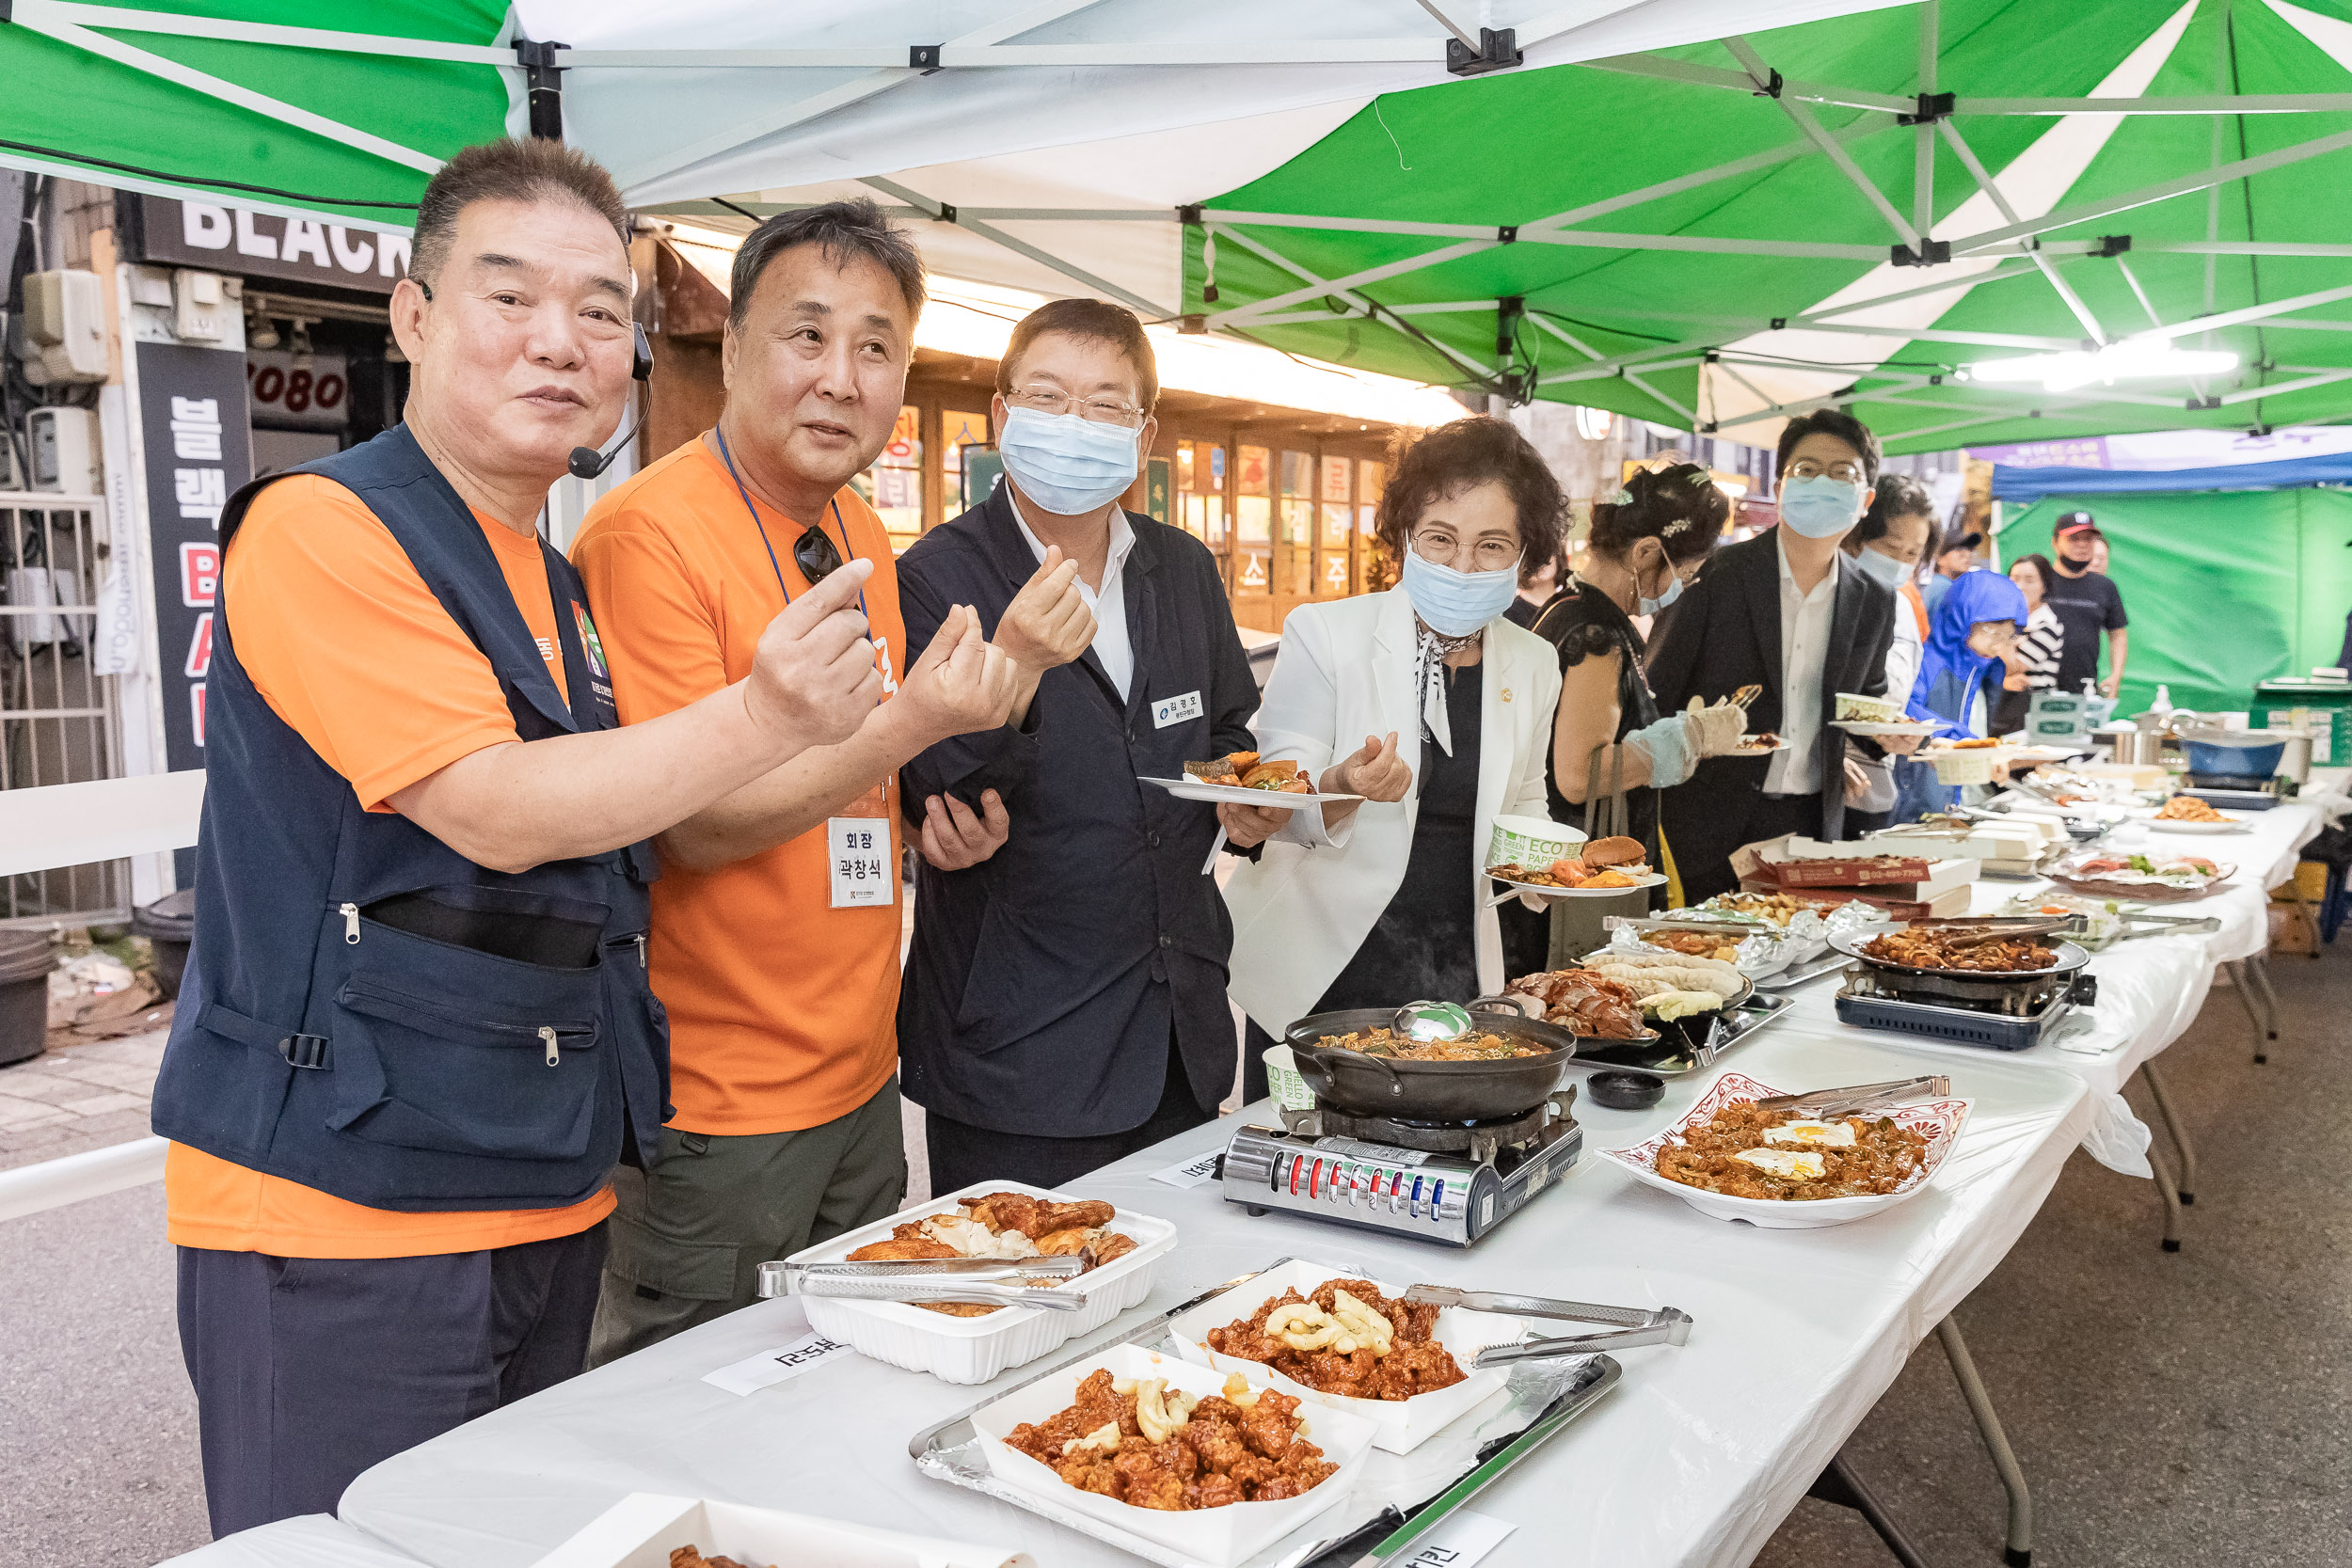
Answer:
[
  {"left": 1622, "top": 714, "right": 1694, "bottom": 788},
  {"left": 1683, "top": 695, "right": 1748, "bottom": 758}
]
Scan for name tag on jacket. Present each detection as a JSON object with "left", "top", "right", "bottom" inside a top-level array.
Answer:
[{"left": 1152, "top": 689, "right": 1204, "bottom": 729}]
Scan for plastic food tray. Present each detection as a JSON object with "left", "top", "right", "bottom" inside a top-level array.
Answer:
[{"left": 784, "top": 1180, "right": 1178, "bottom": 1385}]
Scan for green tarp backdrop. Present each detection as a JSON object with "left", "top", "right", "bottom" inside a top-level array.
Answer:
[{"left": 1999, "top": 486, "right": 2352, "bottom": 717}]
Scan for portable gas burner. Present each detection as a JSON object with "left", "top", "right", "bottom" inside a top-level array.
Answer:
[
  {"left": 2182, "top": 772, "right": 2283, "bottom": 811},
  {"left": 1833, "top": 963, "right": 2097, "bottom": 1051},
  {"left": 1219, "top": 1090, "right": 1581, "bottom": 1246}
]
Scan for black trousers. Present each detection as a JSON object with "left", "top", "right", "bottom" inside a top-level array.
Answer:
[
  {"left": 925, "top": 1034, "right": 1214, "bottom": 1194},
  {"left": 177, "top": 1225, "right": 604, "bottom": 1537},
  {"left": 1675, "top": 790, "right": 1824, "bottom": 904}
]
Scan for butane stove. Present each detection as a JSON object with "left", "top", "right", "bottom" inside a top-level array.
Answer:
[
  {"left": 1218, "top": 1091, "right": 1582, "bottom": 1247},
  {"left": 2183, "top": 772, "right": 2284, "bottom": 810}
]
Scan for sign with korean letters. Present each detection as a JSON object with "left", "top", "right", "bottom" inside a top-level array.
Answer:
[{"left": 137, "top": 341, "right": 252, "bottom": 772}]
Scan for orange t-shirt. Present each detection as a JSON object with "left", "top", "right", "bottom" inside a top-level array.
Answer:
[
  {"left": 571, "top": 437, "right": 905, "bottom": 1136},
  {"left": 165, "top": 473, "right": 614, "bottom": 1259}
]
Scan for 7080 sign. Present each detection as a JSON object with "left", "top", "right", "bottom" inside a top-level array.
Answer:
[{"left": 246, "top": 350, "right": 350, "bottom": 429}]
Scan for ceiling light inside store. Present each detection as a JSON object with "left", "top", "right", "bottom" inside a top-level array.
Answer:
[
  {"left": 247, "top": 312, "right": 279, "bottom": 350},
  {"left": 289, "top": 320, "right": 313, "bottom": 367},
  {"left": 1958, "top": 341, "right": 2238, "bottom": 394}
]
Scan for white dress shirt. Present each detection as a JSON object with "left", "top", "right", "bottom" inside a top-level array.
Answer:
[
  {"left": 1764, "top": 533, "right": 1840, "bottom": 796},
  {"left": 1010, "top": 493, "right": 1135, "bottom": 700}
]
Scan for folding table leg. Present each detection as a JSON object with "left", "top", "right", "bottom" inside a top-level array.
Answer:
[
  {"left": 2246, "top": 956, "right": 2284, "bottom": 1042},
  {"left": 2137, "top": 1059, "right": 2195, "bottom": 1206},
  {"left": 2224, "top": 960, "right": 2269, "bottom": 1063},
  {"left": 2144, "top": 1142, "right": 2185, "bottom": 1252},
  {"left": 1937, "top": 1316, "right": 2034, "bottom": 1567},
  {"left": 1806, "top": 1454, "right": 1932, "bottom": 1568}
]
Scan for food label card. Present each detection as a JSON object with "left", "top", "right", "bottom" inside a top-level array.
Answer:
[
  {"left": 702, "top": 1329, "right": 853, "bottom": 1396},
  {"left": 1151, "top": 1149, "right": 1222, "bottom": 1188},
  {"left": 1398, "top": 1510, "right": 1516, "bottom": 1568}
]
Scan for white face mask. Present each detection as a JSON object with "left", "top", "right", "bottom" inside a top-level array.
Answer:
[
  {"left": 1635, "top": 549, "right": 1685, "bottom": 616},
  {"left": 1852, "top": 545, "right": 1910, "bottom": 591}
]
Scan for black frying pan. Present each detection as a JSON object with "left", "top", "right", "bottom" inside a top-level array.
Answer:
[{"left": 1282, "top": 998, "right": 1582, "bottom": 1121}]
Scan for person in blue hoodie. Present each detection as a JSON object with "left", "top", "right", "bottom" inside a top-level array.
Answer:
[{"left": 1892, "top": 568, "right": 2027, "bottom": 820}]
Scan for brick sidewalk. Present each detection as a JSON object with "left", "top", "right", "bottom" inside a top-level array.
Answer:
[{"left": 0, "top": 1031, "right": 167, "bottom": 1172}]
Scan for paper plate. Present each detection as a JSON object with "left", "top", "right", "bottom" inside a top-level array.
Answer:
[
  {"left": 1488, "top": 869, "right": 1667, "bottom": 899},
  {"left": 1831, "top": 720, "right": 1935, "bottom": 737},
  {"left": 1723, "top": 734, "right": 1789, "bottom": 756},
  {"left": 2145, "top": 816, "right": 2247, "bottom": 834},
  {"left": 1139, "top": 775, "right": 1361, "bottom": 807}
]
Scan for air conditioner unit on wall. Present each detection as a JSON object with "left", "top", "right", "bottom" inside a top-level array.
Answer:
[{"left": 19, "top": 269, "right": 107, "bottom": 383}]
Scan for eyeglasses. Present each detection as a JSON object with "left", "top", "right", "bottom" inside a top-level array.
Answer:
[
  {"left": 1005, "top": 385, "right": 1149, "bottom": 427},
  {"left": 1785, "top": 458, "right": 1867, "bottom": 484},
  {"left": 1410, "top": 525, "right": 1522, "bottom": 573}
]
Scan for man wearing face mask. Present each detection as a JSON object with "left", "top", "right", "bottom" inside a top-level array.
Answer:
[
  {"left": 895, "top": 299, "right": 1258, "bottom": 1192},
  {"left": 1647, "top": 410, "right": 1907, "bottom": 902}
]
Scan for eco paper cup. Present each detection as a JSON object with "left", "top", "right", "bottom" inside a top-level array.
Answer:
[
  {"left": 1263, "top": 1045, "right": 1315, "bottom": 1112},
  {"left": 1933, "top": 750, "right": 1995, "bottom": 785},
  {"left": 1486, "top": 814, "right": 1584, "bottom": 870},
  {"left": 1836, "top": 691, "right": 1902, "bottom": 723}
]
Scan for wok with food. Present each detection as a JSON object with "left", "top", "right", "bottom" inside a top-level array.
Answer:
[
  {"left": 1187, "top": 751, "right": 1312, "bottom": 794},
  {"left": 1205, "top": 1278, "right": 1466, "bottom": 1402},
  {"left": 1860, "top": 929, "right": 2058, "bottom": 974},
  {"left": 1284, "top": 1005, "right": 1582, "bottom": 1120},
  {"left": 1313, "top": 1026, "right": 1545, "bottom": 1061},
  {"left": 848, "top": 1192, "right": 1137, "bottom": 1316},
  {"left": 1490, "top": 834, "right": 1653, "bottom": 889},
  {"left": 1005, "top": 1368, "right": 1339, "bottom": 1510},
  {"left": 1656, "top": 1103, "right": 1929, "bottom": 1201}
]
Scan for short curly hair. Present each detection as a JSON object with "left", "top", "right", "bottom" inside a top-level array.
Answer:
[
  {"left": 1375, "top": 417, "right": 1565, "bottom": 568},
  {"left": 1588, "top": 461, "right": 1730, "bottom": 568}
]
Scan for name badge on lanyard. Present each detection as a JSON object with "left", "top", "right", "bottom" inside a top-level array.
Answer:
[{"left": 829, "top": 781, "right": 895, "bottom": 910}]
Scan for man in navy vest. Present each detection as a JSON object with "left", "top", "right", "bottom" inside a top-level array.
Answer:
[{"left": 149, "top": 139, "right": 1008, "bottom": 1535}]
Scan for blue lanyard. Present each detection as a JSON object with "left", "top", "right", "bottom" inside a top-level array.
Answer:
[{"left": 713, "top": 426, "right": 866, "bottom": 621}]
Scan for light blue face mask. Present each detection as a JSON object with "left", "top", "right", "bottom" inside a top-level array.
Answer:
[
  {"left": 1851, "top": 544, "right": 1910, "bottom": 591},
  {"left": 1402, "top": 546, "right": 1521, "bottom": 637},
  {"left": 1778, "top": 474, "right": 1867, "bottom": 538},
  {"left": 996, "top": 404, "right": 1140, "bottom": 515},
  {"left": 1635, "top": 548, "right": 1685, "bottom": 616}
]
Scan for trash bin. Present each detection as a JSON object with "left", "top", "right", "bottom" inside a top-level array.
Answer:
[
  {"left": 133, "top": 888, "right": 197, "bottom": 1002},
  {"left": 0, "top": 931, "right": 53, "bottom": 1067}
]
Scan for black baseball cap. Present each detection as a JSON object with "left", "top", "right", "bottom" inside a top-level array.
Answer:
[{"left": 2054, "top": 511, "right": 2104, "bottom": 540}]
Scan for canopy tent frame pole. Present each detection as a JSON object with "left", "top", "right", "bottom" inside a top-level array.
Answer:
[
  {"left": 2219, "top": 367, "right": 2352, "bottom": 405},
  {"left": 1724, "top": 36, "right": 1921, "bottom": 248},
  {"left": 1914, "top": 1, "right": 1938, "bottom": 242},
  {"left": 1579, "top": 50, "right": 1913, "bottom": 116},
  {"left": 2130, "top": 281, "right": 2352, "bottom": 342},
  {"left": 1573, "top": 309, "right": 2086, "bottom": 352},
  {"left": 857, "top": 174, "right": 1176, "bottom": 320},
  {"left": 1934, "top": 119, "right": 2109, "bottom": 344},
  {"left": 1203, "top": 223, "right": 1508, "bottom": 388},
  {"left": 13, "top": 8, "right": 446, "bottom": 175},
  {"left": 615, "top": 0, "right": 1117, "bottom": 193},
  {"left": 1522, "top": 312, "right": 1698, "bottom": 422},
  {"left": 16, "top": 1, "right": 514, "bottom": 65}
]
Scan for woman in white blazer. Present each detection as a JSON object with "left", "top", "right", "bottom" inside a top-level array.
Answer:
[{"left": 1219, "top": 419, "right": 1567, "bottom": 1099}]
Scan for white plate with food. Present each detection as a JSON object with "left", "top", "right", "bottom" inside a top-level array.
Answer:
[
  {"left": 1723, "top": 732, "right": 1788, "bottom": 756},
  {"left": 1167, "top": 1260, "right": 1525, "bottom": 1454},
  {"left": 1486, "top": 833, "right": 1661, "bottom": 897},
  {"left": 1831, "top": 719, "right": 1936, "bottom": 737},
  {"left": 785, "top": 1181, "right": 1177, "bottom": 1385},
  {"left": 1488, "top": 868, "right": 1667, "bottom": 899},
  {"left": 1142, "top": 776, "right": 1361, "bottom": 808},
  {"left": 970, "top": 1343, "right": 1376, "bottom": 1568},
  {"left": 2145, "top": 817, "right": 2248, "bottom": 835},
  {"left": 1602, "top": 1070, "right": 1970, "bottom": 1229}
]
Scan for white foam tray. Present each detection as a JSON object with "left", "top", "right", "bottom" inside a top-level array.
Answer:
[
  {"left": 529, "top": 1492, "right": 1029, "bottom": 1568},
  {"left": 784, "top": 1179, "right": 1177, "bottom": 1385}
]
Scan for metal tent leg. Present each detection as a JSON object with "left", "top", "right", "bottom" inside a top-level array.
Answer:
[
  {"left": 2137, "top": 1058, "right": 2196, "bottom": 1205},
  {"left": 1936, "top": 1316, "right": 2034, "bottom": 1568},
  {"left": 1807, "top": 1454, "right": 1933, "bottom": 1568},
  {"left": 2225, "top": 960, "right": 2269, "bottom": 1063}
]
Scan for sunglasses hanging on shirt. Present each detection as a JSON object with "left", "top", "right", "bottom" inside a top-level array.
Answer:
[{"left": 714, "top": 427, "right": 859, "bottom": 603}]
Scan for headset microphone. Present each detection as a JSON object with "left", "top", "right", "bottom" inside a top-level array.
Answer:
[{"left": 567, "top": 322, "right": 654, "bottom": 481}]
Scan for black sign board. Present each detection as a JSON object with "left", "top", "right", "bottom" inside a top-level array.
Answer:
[
  {"left": 137, "top": 342, "right": 254, "bottom": 809},
  {"left": 127, "top": 194, "right": 409, "bottom": 293}
]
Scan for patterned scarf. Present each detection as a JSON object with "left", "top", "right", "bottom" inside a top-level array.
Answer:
[{"left": 1414, "top": 621, "right": 1482, "bottom": 756}]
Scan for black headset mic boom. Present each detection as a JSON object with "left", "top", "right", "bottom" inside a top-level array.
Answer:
[{"left": 567, "top": 322, "right": 654, "bottom": 482}]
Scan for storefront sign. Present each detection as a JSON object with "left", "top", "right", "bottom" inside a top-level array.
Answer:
[
  {"left": 137, "top": 341, "right": 253, "bottom": 772},
  {"left": 246, "top": 350, "right": 350, "bottom": 429},
  {"left": 1145, "top": 456, "right": 1171, "bottom": 523},
  {"left": 130, "top": 194, "right": 409, "bottom": 293}
]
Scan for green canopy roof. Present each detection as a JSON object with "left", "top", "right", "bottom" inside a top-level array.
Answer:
[
  {"left": 0, "top": 3, "right": 516, "bottom": 232},
  {"left": 1188, "top": 0, "right": 2352, "bottom": 451}
]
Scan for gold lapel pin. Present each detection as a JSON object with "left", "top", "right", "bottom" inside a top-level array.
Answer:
[{"left": 1502, "top": 688, "right": 1515, "bottom": 703}]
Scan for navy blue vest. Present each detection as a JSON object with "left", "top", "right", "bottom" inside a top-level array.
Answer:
[{"left": 150, "top": 426, "right": 668, "bottom": 1212}]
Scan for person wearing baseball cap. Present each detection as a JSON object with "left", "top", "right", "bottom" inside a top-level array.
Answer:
[
  {"left": 1922, "top": 527, "right": 1982, "bottom": 619},
  {"left": 2045, "top": 512, "right": 2128, "bottom": 697}
]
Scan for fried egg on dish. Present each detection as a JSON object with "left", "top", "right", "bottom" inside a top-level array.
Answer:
[
  {"left": 1731, "top": 1148, "right": 1828, "bottom": 1180},
  {"left": 1764, "top": 1119, "right": 1859, "bottom": 1149}
]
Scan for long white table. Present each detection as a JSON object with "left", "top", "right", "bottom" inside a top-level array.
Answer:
[{"left": 334, "top": 1021, "right": 2090, "bottom": 1568}]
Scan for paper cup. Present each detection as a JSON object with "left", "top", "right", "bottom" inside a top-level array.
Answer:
[
  {"left": 1486, "top": 814, "right": 1584, "bottom": 870},
  {"left": 1263, "top": 1046, "right": 1316, "bottom": 1112},
  {"left": 1932, "top": 751, "right": 1994, "bottom": 785}
]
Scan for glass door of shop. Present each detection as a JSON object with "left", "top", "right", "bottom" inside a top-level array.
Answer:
[
  {"left": 1176, "top": 439, "right": 1229, "bottom": 584},
  {"left": 1317, "top": 453, "right": 1354, "bottom": 601},
  {"left": 1232, "top": 444, "right": 1273, "bottom": 631}
]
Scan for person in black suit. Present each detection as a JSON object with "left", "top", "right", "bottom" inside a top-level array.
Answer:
[
  {"left": 895, "top": 299, "right": 1257, "bottom": 1193},
  {"left": 1646, "top": 411, "right": 1913, "bottom": 903}
]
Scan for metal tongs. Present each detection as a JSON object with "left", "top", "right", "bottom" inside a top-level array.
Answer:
[
  {"left": 1749, "top": 1073, "right": 1950, "bottom": 1118},
  {"left": 1403, "top": 1285, "right": 1693, "bottom": 1369},
  {"left": 755, "top": 1254, "right": 1091, "bottom": 1311},
  {"left": 1913, "top": 913, "right": 2078, "bottom": 946}
]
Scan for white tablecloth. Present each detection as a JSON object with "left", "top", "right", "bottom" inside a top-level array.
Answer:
[
  {"left": 154, "top": 1514, "right": 424, "bottom": 1567},
  {"left": 337, "top": 1023, "right": 2090, "bottom": 1568}
]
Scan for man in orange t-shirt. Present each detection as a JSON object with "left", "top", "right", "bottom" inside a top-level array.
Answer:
[
  {"left": 572, "top": 201, "right": 1041, "bottom": 1361},
  {"left": 151, "top": 145, "right": 942, "bottom": 1538}
]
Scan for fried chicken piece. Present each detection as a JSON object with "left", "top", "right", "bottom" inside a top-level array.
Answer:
[
  {"left": 670, "top": 1550, "right": 761, "bottom": 1568},
  {"left": 1033, "top": 1227, "right": 1095, "bottom": 1256},
  {"left": 846, "top": 1235, "right": 961, "bottom": 1261}
]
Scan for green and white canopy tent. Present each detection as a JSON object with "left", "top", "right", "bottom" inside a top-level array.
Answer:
[{"left": 6, "top": 0, "right": 2352, "bottom": 457}]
